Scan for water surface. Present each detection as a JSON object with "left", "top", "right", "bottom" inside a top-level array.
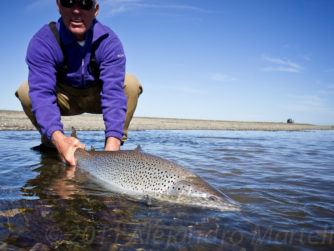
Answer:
[{"left": 0, "top": 130, "right": 333, "bottom": 250}]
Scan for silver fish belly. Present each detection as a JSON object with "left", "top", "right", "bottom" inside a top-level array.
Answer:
[{"left": 74, "top": 147, "right": 240, "bottom": 212}]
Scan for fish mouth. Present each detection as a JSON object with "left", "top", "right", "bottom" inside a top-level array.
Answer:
[
  {"left": 216, "top": 196, "right": 241, "bottom": 212},
  {"left": 219, "top": 202, "right": 241, "bottom": 212},
  {"left": 166, "top": 178, "right": 242, "bottom": 212},
  {"left": 172, "top": 194, "right": 241, "bottom": 212},
  {"left": 203, "top": 199, "right": 241, "bottom": 212}
]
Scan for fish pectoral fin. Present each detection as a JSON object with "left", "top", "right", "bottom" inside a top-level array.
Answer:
[
  {"left": 144, "top": 195, "right": 152, "bottom": 206},
  {"left": 71, "top": 127, "right": 78, "bottom": 139},
  {"left": 134, "top": 145, "right": 143, "bottom": 152}
]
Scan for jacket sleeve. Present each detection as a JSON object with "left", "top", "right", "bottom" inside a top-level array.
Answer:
[
  {"left": 97, "top": 35, "right": 127, "bottom": 141},
  {"left": 26, "top": 29, "right": 64, "bottom": 140}
]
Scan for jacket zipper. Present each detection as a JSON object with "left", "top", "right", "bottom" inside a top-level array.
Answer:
[{"left": 81, "top": 58, "right": 85, "bottom": 87}]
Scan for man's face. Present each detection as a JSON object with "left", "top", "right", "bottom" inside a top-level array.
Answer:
[{"left": 57, "top": 0, "right": 99, "bottom": 41}]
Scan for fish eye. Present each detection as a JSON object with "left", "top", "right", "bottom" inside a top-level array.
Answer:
[{"left": 209, "top": 196, "right": 217, "bottom": 201}]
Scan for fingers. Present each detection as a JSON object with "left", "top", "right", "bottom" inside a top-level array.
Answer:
[
  {"left": 72, "top": 137, "right": 85, "bottom": 150},
  {"left": 52, "top": 131, "right": 85, "bottom": 166},
  {"left": 65, "top": 137, "right": 85, "bottom": 166}
]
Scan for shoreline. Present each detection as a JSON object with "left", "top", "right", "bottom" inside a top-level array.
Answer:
[{"left": 0, "top": 110, "right": 333, "bottom": 131}]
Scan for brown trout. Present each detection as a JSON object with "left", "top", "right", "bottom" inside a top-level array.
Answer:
[{"left": 74, "top": 134, "right": 240, "bottom": 212}]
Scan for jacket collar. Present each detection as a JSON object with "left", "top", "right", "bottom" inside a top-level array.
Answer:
[{"left": 91, "top": 19, "right": 109, "bottom": 44}]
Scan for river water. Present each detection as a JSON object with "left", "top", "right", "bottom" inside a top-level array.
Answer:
[{"left": 0, "top": 130, "right": 333, "bottom": 250}]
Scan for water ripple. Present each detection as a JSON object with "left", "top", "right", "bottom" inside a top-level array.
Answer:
[{"left": 0, "top": 130, "right": 333, "bottom": 250}]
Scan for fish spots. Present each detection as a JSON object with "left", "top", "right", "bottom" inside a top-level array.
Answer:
[{"left": 81, "top": 151, "right": 186, "bottom": 195}]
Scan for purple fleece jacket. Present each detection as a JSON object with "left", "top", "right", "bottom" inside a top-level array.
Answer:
[{"left": 26, "top": 18, "right": 127, "bottom": 141}]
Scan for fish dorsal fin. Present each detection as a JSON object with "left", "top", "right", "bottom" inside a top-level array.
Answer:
[
  {"left": 134, "top": 145, "right": 143, "bottom": 152},
  {"left": 71, "top": 127, "right": 78, "bottom": 139},
  {"left": 90, "top": 146, "right": 95, "bottom": 151}
]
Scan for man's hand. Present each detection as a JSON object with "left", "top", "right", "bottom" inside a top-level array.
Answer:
[
  {"left": 51, "top": 130, "right": 85, "bottom": 166},
  {"left": 105, "top": 137, "right": 121, "bottom": 151}
]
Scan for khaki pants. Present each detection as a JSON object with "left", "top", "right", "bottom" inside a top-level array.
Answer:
[{"left": 15, "top": 73, "right": 143, "bottom": 146}]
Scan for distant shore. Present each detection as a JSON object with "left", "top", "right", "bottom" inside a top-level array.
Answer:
[{"left": 0, "top": 110, "right": 333, "bottom": 131}]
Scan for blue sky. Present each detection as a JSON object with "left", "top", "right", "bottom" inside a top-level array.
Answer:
[{"left": 1, "top": 0, "right": 334, "bottom": 125}]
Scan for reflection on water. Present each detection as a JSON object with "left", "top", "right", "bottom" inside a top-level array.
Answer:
[{"left": 0, "top": 130, "right": 334, "bottom": 250}]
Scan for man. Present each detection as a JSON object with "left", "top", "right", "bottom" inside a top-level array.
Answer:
[{"left": 15, "top": 0, "right": 143, "bottom": 165}]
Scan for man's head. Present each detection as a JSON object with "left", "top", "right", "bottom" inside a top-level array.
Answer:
[{"left": 57, "top": 0, "right": 99, "bottom": 41}]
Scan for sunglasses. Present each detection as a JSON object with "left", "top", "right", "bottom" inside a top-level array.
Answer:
[{"left": 60, "top": 0, "right": 96, "bottom": 10}]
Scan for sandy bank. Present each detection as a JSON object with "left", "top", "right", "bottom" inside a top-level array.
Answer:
[{"left": 0, "top": 110, "right": 333, "bottom": 131}]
